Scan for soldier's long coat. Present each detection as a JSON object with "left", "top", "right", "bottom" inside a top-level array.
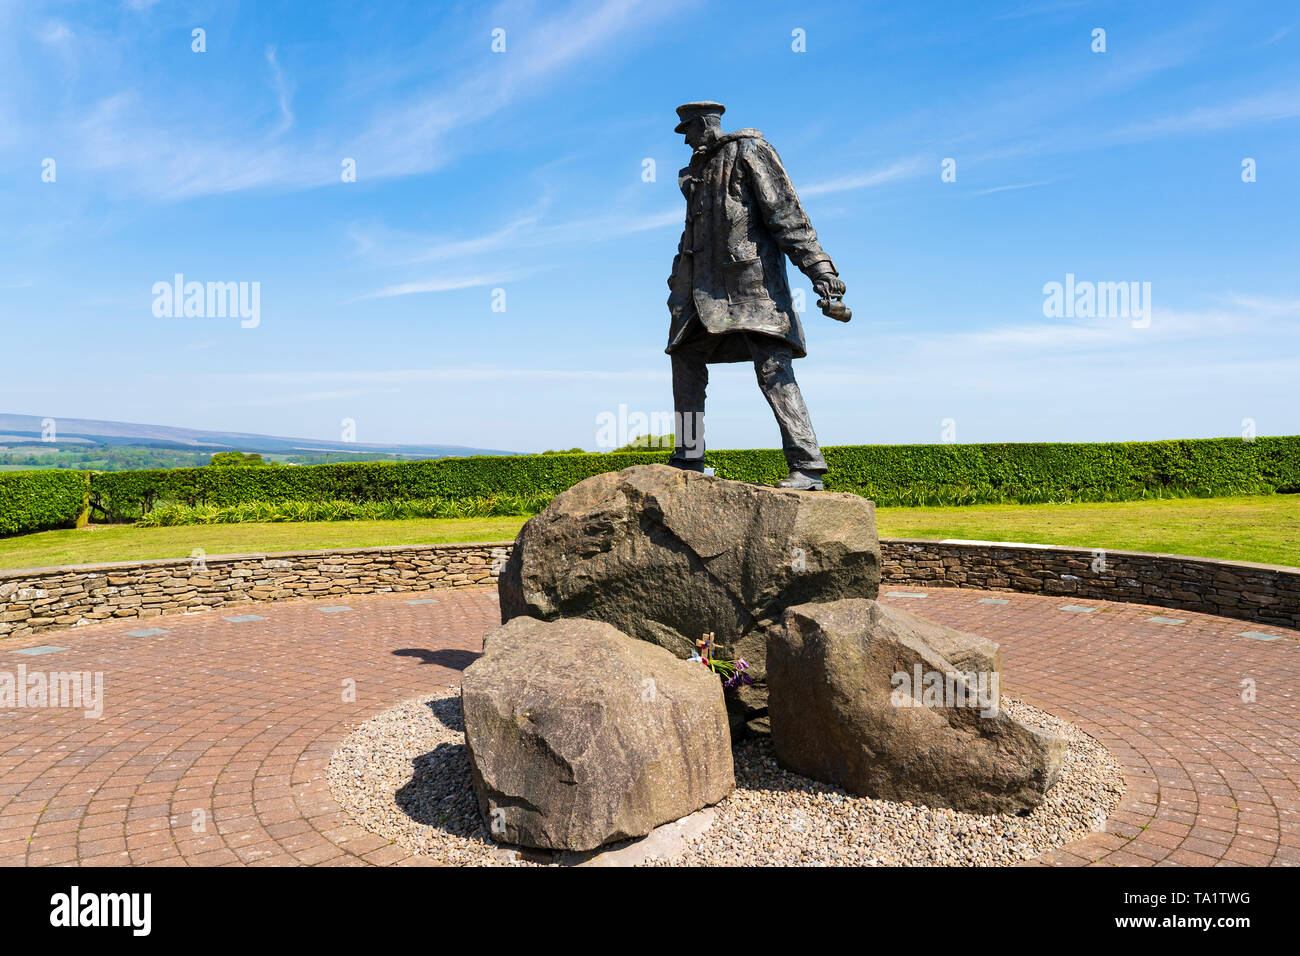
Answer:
[{"left": 666, "top": 129, "right": 833, "bottom": 361}]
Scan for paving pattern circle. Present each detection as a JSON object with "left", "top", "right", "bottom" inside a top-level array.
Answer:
[{"left": 0, "top": 586, "right": 1295, "bottom": 867}]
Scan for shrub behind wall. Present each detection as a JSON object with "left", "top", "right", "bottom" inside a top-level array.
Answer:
[{"left": 0, "top": 471, "right": 89, "bottom": 536}]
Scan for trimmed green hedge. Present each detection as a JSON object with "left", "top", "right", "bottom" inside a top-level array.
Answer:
[
  {"left": 1, "top": 438, "right": 1292, "bottom": 532},
  {"left": 734, "top": 437, "right": 1300, "bottom": 505},
  {"left": 87, "top": 452, "right": 674, "bottom": 521},
  {"left": 0, "top": 471, "right": 89, "bottom": 536},
  {"left": 79, "top": 436, "right": 1300, "bottom": 521},
  {"left": 134, "top": 494, "right": 552, "bottom": 527}
]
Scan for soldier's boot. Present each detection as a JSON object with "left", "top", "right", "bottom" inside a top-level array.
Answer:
[
  {"left": 668, "top": 459, "right": 706, "bottom": 474},
  {"left": 775, "top": 469, "right": 824, "bottom": 491}
]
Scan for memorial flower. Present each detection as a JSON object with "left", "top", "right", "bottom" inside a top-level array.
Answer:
[{"left": 692, "top": 632, "right": 754, "bottom": 689}]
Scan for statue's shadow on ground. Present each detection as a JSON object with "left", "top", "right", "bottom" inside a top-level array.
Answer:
[
  {"left": 391, "top": 648, "right": 481, "bottom": 670},
  {"left": 422, "top": 694, "right": 464, "bottom": 733},
  {"left": 393, "top": 696, "right": 482, "bottom": 833}
]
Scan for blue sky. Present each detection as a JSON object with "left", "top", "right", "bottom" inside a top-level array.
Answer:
[{"left": 1, "top": 0, "right": 1297, "bottom": 453}]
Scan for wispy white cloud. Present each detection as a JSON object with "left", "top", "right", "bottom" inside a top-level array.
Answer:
[
  {"left": 196, "top": 388, "right": 380, "bottom": 409},
  {"left": 74, "top": 91, "right": 301, "bottom": 198},
  {"left": 1219, "top": 293, "right": 1300, "bottom": 318},
  {"left": 348, "top": 155, "right": 916, "bottom": 281},
  {"left": 801, "top": 158, "right": 927, "bottom": 198},
  {"left": 1105, "top": 88, "right": 1300, "bottom": 142},
  {"left": 969, "top": 181, "right": 1052, "bottom": 196},
  {"left": 770, "top": 295, "right": 1299, "bottom": 455},
  {"left": 217, "top": 293, "right": 1299, "bottom": 390},
  {"left": 954, "top": 306, "right": 1240, "bottom": 353},
  {"left": 350, "top": 272, "right": 524, "bottom": 301},
  {"left": 18, "top": 0, "right": 691, "bottom": 201},
  {"left": 824, "top": 294, "right": 1299, "bottom": 387},
  {"left": 400, "top": 216, "right": 546, "bottom": 264},
  {"left": 209, "top": 367, "right": 665, "bottom": 388},
  {"left": 36, "top": 19, "right": 72, "bottom": 46},
  {"left": 349, "top": 205, "right": 682, "bottom": 272},
  {"left": 864, "top": 14, "right": 1288, "bottom": 183},
  {"left": 264, "top": 46, "right": 295, "bottom": 136},
  {"left": 993, "top": 0, "right": 1089, "bottom": 20}
]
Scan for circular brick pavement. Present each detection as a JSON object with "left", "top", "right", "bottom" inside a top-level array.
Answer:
[{"left": 0, "top": 586, "right": 1295, "bottom": 867}]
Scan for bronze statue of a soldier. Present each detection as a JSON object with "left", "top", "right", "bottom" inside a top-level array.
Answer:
[{"left": 666, "top": 100, "right": 849, "bottom": 491}]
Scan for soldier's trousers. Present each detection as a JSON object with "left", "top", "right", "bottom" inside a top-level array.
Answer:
[{"left": 669, "top": 332, "right": 828, "bottom": 474}]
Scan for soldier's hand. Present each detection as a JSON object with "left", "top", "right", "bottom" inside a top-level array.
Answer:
[
  {"left": 812, "top": 272, "right": 851, "bottom": 322},
  {"left": 812, "top": 275, "right": 846, "bottom": 298}
]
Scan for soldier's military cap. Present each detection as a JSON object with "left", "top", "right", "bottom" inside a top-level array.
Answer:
[{"left": 674, "top": 101, "right": 726, "bottom": 133}]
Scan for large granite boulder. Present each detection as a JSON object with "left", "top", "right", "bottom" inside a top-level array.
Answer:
[
  {"left": 767, "top": 598, "right": 1065, "bottom": 814},
  {"left": 461, "top": 615, "right": 735, "bottom": 851},
  {"left": 499, "top": 464, "right": 881, "bottom": 708}
]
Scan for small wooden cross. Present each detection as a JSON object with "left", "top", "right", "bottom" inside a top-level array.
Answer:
[{"left": 695, "top": 632, "right": 716, "bottom": 664}]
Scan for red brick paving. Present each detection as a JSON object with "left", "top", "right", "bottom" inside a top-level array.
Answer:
[
  {"left": 885, "top": 590, "right": 1300, "bottom": 867},
  {"left": 0, "top": 586, "right": 1296, "bottom": 866}
]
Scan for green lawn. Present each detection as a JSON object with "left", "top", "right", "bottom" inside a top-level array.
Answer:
[
  {"left": 0, "top": 518, "right": 529, "bottom": 570},
  {"left": 0, "top": 494, "right": 1295, "bottom": 570},
  {"left": 878, "top": 494, "right": 1299, "bottom": 567}
]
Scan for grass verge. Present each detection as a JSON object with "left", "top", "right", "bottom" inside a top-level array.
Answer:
[{"left": 0, "top": 495, "right": 1294, "bottom": 570}]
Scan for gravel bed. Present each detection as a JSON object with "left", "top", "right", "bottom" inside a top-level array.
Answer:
[{"left": 327, "top": 690, "right": 1124, "bottom": 867}]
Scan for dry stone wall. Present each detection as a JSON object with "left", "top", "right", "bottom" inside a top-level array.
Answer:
[
  {"left": 882, "top": 539, "right": 1299, "bottom": 630},
  {"left": 0, "top": 543, "right": 508, "bottom": 640}
]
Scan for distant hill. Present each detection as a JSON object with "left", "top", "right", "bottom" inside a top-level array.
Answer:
[{"left": 0, "top": 414, "right": 516, "bottom": 459}]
